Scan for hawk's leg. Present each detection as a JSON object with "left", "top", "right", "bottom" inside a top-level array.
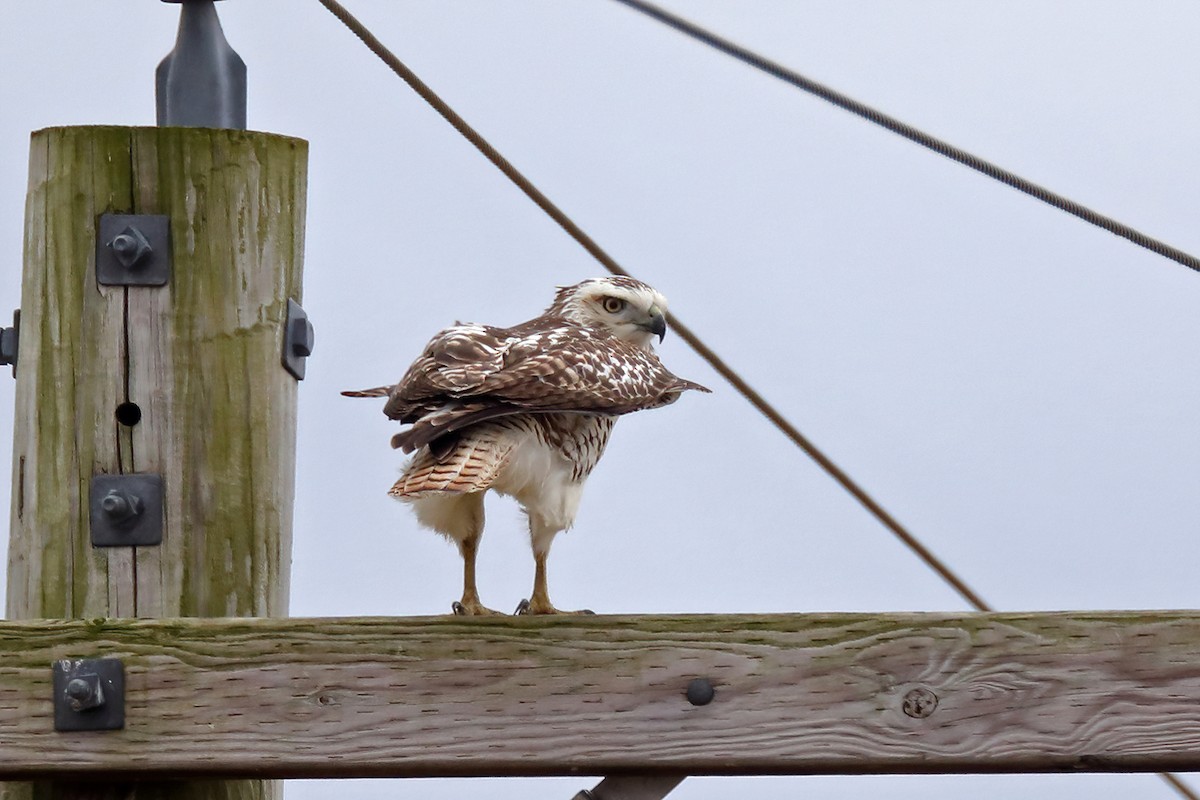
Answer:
[
  {"left": 517, "top": 549, "right": 593, "bottom": 615},
  {"left": 453, "top": 532, "right": 504, "bottom": 616},
  {"left": 410, "top": 491, "right": 502, "bottom": 616}
]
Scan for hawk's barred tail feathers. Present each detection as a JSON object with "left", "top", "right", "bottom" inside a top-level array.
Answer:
[
  {"left": 341, "top": 386, "right": 393, "bottom": 398},
  {"left": 388, "top": 425, "right": 517, "bottom": 498},
  {"left": 676, "top": 378, "right": 712, "bottom": 395}
]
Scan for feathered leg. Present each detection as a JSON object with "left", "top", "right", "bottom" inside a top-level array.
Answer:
[{"left": 408, "top": 492, "right": 502, "bottom": 616}]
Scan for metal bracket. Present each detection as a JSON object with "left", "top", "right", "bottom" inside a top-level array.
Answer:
[
  {"left": 0, "top": 309, "right": 18, "bottom": 377},
  {"left": 96, "top": 213, "right": 171, "bottom": 286},
  {"left": 282, "top": 298, "right": 314, "bottom": 380},
  {"left": 53, "top": 658, "right": 125, "bottom": 732},
  {"left": 90, "top": 474, "right": 164, "bottom": 547},
  {"left": 573, "top": 777, "right": 686, "bottom": 800}
]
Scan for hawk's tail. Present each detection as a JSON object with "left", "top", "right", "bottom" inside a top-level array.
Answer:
[
  {"left": 388, "top": 425, "right": 516, "bottom": 498},
  {"left": 341, "top": 386, "right": 392, "bottom": 398}
]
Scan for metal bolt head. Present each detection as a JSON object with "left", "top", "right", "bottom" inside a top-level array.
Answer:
[
  {"left": 108, "top": 226, "right": 153, "bottom": 269},
  {"left": 64, "top": 673, "right": 105, "bottom": 712},
  {"left": 901, "top": 687, "right": 938, "bottom": 719},
  {"left": 685, "top": 677, "right": 715, "bottom": 706},
  {"left": 100, "top": 489, "right": 144, "bottom": 525}
]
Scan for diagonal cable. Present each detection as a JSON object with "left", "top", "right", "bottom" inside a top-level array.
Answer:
[
  {"left": 612, "top": 0, "right": 1200, "bottom": 275},
  {"left": 315, "top": 0, "right": 987, "bottom": 611},
  {"left": 1161, "top": 773, "right": 1200, "bottom": 800}
]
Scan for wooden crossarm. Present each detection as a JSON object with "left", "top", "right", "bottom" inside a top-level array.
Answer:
[{"left": 2, "top": 612, "right": 1200, "bottom": 780}]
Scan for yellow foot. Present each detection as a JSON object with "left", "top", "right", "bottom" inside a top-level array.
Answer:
[
  {"left": 514, "top": 598, "right": 596, "bottom": 616},
  {"left": 451, "top": 599, "right": 505, "bottom": 616}
]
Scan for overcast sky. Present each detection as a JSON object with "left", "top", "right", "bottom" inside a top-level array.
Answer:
[{"left": 2, "top": 2, "right": 1198, "bottom": 798}]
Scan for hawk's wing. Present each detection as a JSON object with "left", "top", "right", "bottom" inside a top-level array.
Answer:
[{"left": 372, "top": 319, "right": 708, "bottom": 453}]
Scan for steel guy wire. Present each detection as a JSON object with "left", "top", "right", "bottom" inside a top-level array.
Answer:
[{"left": 612, "top": 0, "right": 1200, "bottom": 275}]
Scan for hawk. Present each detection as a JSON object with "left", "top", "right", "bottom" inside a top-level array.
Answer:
[{"left": 343, "top": 276, "right": 709, "bottom": 615}]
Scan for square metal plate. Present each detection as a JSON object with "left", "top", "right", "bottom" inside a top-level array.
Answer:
[
  {"left": 96, "top": 213, "right": 170, "bottom": 286},
  {"left": 90, "top": 474, "right": 164, "bottom": 547},
  {"left": 53, "top": 658, "right": 125, "bottom": 732}
]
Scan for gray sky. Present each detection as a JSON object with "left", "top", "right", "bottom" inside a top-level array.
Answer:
[{"left": 2, "top": 2, "right": 1198, "bottom": 798}]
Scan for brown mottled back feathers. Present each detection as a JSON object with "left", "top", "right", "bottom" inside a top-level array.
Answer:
[{"left": 367, "top": 318, "right": 707, "bottom": 454}]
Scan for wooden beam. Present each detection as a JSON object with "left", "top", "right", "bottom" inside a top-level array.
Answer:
[{"left": 1, "top": 612, "right": 1199, "bottom": 780}]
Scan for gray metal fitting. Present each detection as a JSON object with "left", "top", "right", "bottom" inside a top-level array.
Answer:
[
  {"left": 90, "top": 474, "right": 164, "bottom": 547},
  {"left": 685, "top": 677, "right": 715, "bottom": 706},
  {"left": 64, "top": 674, "right": 106, "bottom": 712},
  {"left": 0, "top": 309, "right": 18, "bottom": 376},
  {"left": 109, "top": 226, "right": 154, "bottom": 269},
  {"left": 53, "top": 658, "right": 125, "bottom": 731},
  {"left": 100, "top": 489, "right": 145, "bottom": 525},
  {"left": 157, "top": 0, "right": 246, "bottom": 129},
  {"left": 283, "top": 299, "right": 314, "bottom": 380}
]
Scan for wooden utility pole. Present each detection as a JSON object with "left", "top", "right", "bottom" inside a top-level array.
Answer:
[{"left": 3, "top": 125, "right": 306, "bottom": 799}]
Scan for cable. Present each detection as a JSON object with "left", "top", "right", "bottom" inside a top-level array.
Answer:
[
  {"left": 611, "top": 0, "right": 1200, "bottom": 276},
  {"left": 315, "top": 0, "right": 987, "bottom": 611},
  {"left": 1161, "top": 773, "right": 1200, "bottom": 800}
]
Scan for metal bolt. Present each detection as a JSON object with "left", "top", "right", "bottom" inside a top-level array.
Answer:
[
  {"left": 108, "top": 226, "right": 153, "bottom": 269},
  {"left": 64, "top": 674, "right": 105, "bottom": 712},
  {"left": 685, "top": 677, "right": 715, "bottom": 706},
  {"left": 901, "top": 687, "right": 938, "bottom": 719},
  {"left": 100, "top": 489, "right": 144, "bottom": 525}
]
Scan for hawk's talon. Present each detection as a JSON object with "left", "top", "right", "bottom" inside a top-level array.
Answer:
[
  {"left": 452, "top": 599, "right": 505, "bottom": 616},
  {"left": 516, "top": 597, "right": 596, "bottom": 615}
]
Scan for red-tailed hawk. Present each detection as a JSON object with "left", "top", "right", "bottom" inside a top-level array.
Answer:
[{"left": 344, "top": 276, "right": 709, "bottom": 615}]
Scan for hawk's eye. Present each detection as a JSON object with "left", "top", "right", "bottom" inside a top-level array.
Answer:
[{"left": 601, "top": 296, "right": 625, "bottom": 314}]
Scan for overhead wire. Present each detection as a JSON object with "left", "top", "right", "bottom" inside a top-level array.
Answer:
[
  {"left": 611, "top": 0, "right": 1200, "bottom": 276},
  {"left": 315, "top": 4, "right": 1196, "bottom": 797},
  {"left": 314, "top": 0, "right": 988, "bottom": 611}
]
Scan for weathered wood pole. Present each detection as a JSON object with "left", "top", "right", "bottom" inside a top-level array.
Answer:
[{"left": 4, "top": 126, "right": 307, "bottom": 800}]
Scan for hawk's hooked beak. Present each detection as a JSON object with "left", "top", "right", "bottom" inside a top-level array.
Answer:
[{"left": 644, "top": 307, "right": 667, "bottom": 342}]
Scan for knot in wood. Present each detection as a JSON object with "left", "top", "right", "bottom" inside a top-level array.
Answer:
[{"left": 901, "top": 687, "right": 938, "bottom": 719}]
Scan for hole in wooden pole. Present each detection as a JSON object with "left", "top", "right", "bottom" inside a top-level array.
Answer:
[{"left": 115, "top": 402, "right": 142, "bottom": 427}]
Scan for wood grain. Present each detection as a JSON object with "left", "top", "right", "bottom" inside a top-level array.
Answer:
[
  {"left": 1, "top": 612, "right": 1199, "bottom": 779},
  {"left": 4, "top": 126, "right": 306, "bottom": 800}
]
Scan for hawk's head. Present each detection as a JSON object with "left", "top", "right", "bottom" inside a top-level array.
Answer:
[{"left": 546, "top": 276, "right": 669, "bottom": 350}]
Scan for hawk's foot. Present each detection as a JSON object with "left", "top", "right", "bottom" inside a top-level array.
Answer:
[
  {"left": 514, "top": 598, "right": 596, "bottom": 616},
  {"left": 451, "top": 599, "right": 505, "bottom": 616}
]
